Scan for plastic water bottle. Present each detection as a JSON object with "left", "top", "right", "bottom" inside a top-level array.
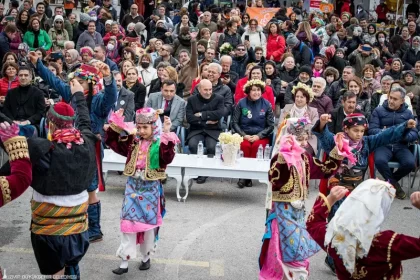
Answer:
[
  {"left": 215, "top": 142, "right": 222, "bottom": 159},
  {"left": 264, "top": 144, "right": 271, "bottom": 160},
  {"left": 197, "top": 141, "right": 204, "bottom": 158},
  {"left": 257, "top": 144, "right": 263, "bottom": 161}
]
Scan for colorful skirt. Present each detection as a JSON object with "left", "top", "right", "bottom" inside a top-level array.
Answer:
[{"left": 259, "top": 202, "right": 320, "bottom": 280}]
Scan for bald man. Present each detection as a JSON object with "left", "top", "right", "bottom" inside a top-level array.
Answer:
[
  {"left": 186, "top": 79, "right": 225, "bottom": 184},
  {"left": 120, "top": 4, "right": 144, "bottom": 31}
]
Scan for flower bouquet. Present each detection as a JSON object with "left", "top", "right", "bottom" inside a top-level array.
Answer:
[
  {"left": 218, "top": 132, "right": 243, "bottom": 166},
  {"left": 219, "top": 43, "right": 233, "bottom": 55}
]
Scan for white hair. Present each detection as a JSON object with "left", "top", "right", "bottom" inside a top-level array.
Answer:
[
  {"left": 220, "top": 55, "right": 232, "bottom": 64},
  {"left": 208, "top": 62, "right": 222, "bottom": 74},
  {"left": 312, "top": 77, "right": 326, "bottom": 90}
]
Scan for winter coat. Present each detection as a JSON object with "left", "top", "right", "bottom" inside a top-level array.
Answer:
[
  {"left": 234, "top": 77, "right": 275, "bottom": 109},
  {"left": 0, "top": 77, "right": 19, "bottom": 97},
  {"left": 266, "top": 33, "right": 286, "bottom": 62},
  {"left": 296, "top": 31, "right": 321, "bottom": 56},
  {"left": 48, "top": 28, "right": 69, "bottom": 52},
  {"left": 405, "top": 83, "right": 420, "bottom": 113},
  {"left": 232, "top": 97, "right": 274, "bottom": 139},
  {"left": 278, "top": 66, "right": 299, "bottom": 83},
  {"left": 173, "top": 34, "right": 192, "bottom": 57},
  {"left": 291, "top": 42, "right": 312, "bottom": 67},
  {"left": 369, "top": 101, "right": 418, "bottom": 148},
  {"left": 309, "top": 93, "right": 334, "bottom": 116},
  {"left": 217, "top": 30, "right": 242, "bottom": 52},
  {"left": 383, "top": 69, "right": 403, "bottom": 81},
  {"left": 327, "top": 55, "right": 349, "bottom": 75},
  {"left": 23, "top": 29, "right": 52, "bottom": 51},
  {"left": 327, "top": 78, "right": 346, "bottom": 108},
  {"left": 348, "top": 51, "right": 382, "bottom": 78},
  {"left": 362, "top": 79, "right": 381, "bottom": 98},
  {"left": 192, "top": 79, "right": 233, "bottom": 117},
  {"left": 231, "top": 48, "right": 256, "bottom": 79},
  {"left": 344, "top": 36, "right": 363, "bottom": 56},
  {"left": 75, "top": 30, "right": 103, "bottom": 52},
  {"left": 326, "top": 32, "right": 339, "bottom": 47},
  {"left": 241, "top": 27, "right": 267, "bottom": 56},
  {"left": 0, "top": 32, "right": 11, "bottom": 63},
  {"left": 363, "top": 33, "right": 377, "bottom": 45},
  {"left": 402, "top": 48, "right": 420, "bottom": 69}
]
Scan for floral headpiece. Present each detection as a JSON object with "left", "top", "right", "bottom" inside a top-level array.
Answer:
[
  {"left": 243, "top": 79, "right": 266, "bottom": 93},
  {"left": 136, "top": 108, "right": 163, "bottom": 124},
  {"left": 69, "top": 64, "right": 100, "bottom": 85},
  {"left": 286, "top": 117, "right": 311, "bottom": 137},
  {"left": 291, "top": 82, "right": 314, "bottom": 102}
]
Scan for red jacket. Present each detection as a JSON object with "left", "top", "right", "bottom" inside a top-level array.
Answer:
[
  {"left": 0, "top": 77, "right": 19, "bottom": 97},
  {"left": 266, "top": 34, "right": 286, "bottom": 62},
  {"left": 234, "top": 77, "right": 275, "bottom": 108}
]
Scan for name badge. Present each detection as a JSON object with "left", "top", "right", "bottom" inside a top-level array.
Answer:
[{"left": 120, "top": 100, "right": 125, "bottom": 105}]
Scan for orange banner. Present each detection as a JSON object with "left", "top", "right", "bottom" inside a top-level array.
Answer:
[
  {"left": 246, "top": 8, "right": 280, "bottom": 27},
  {"left": 319, "top": 3, "right": 334, "bottom": 13}
]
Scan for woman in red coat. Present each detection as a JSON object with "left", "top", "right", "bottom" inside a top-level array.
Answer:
[
  {"left": 307, "top": 180, "right": 420, "bottom": 280},
  {"left": 266, "top": 22, "right": 286, "bottom": 63},
  {"left": 0, "top": 62, "right": 20, "bottom": 102},
  {"left": 234, "top": 66, "right": 275, "bottom": 108}
]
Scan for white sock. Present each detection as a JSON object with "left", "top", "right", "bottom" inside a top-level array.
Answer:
[
  {"left": 142, "top": 255, "right": 150, "bottom": 263},
  {"left": 120, "top": 260, "right": 129, "bottom": 269}
]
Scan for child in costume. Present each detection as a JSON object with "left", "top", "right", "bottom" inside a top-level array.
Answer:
[
  {"left": 259, "top": 117, "right": 348, "bottom": 280},
  {"left": 312, "top": 113, "right": 417, "bottom": 274},
  {"left": 307, "top": 180, "right": 420, "bottom": 280},
  {"left": 105, "top": 108, "right": 179, "bottom": 275}
]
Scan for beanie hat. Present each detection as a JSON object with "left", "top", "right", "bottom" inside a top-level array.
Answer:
[
  {"left": 299, "top": 65, "right": 313, "bottom": 76},
  {"left": 53, "top": 15, "right": 64, "bottom": 24},
  {"left": 79, "top": 13, "right": 90, "bottom": 23},
  {"left": 286, "top": 34, "right": 300, "bottom": 47},
  {"left": 197, "top": 39, "right": 208, "bottom": 50},
  {"left": 134, "top": 22, "right": 146, "bottom": 35},
  {"left": 47, "top": 102, "right": 75, "bottom": 129},
  {"left": 105, "top": 20, "right": 113, "bottom": 26}
]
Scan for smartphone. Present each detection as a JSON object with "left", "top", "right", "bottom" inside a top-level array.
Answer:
[
  {"left": 224, "top": 74, "right": 230, "bottom": 80},
  {"left": 5, "top": 16, "right": 14, "bottom": 21},
  {"left": 189, "top": 27, "right": 197, "bottom": 33},
  {"left": 245, "top": 35, "right": 250, "bottom": 41}
]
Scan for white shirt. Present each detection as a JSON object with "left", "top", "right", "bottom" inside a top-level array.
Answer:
[{"left": 137, "top": 66, "right": 158, "bottom": 94}]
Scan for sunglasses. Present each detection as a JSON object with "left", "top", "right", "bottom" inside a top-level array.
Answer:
[
  {"left": 56, "top": 21, "right": 63, "bottom": 23},
  {"left": 160, "top": 48, "right": 168, "bottom": 52},
  {"left": 237, "top": 48, "right": 245, "bottom": 51}
]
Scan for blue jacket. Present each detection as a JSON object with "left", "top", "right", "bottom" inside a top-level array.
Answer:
[
  {"left": 35, "top": 59, "right": 117, "bottom": 134},
  {"left": 368, "top": 101, "right": 418, "bottom": 146},
  {"left": 312, "top": 120, "right": 410, "bottom": 170},
  {"left": 105, "top": 57, "right": 118, "bottom": 73}
]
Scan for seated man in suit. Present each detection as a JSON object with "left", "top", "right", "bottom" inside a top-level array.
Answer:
[
  {"left": 146, "top": 79, "right": 185, "bottom": 132},
  {"left": 113, "top": 72, "right": 135, "bottom": 121},
  {"left": 328, "top": 91, "right": 362, "bottom": 134},
  {"left": 186, "top": 79, "right": 224, "bottom": 184}
]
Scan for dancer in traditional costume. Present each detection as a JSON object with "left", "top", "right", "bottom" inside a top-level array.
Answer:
[
  {"left": 0, "top": 123, "right": 32, "bottom": 208},
  {"left": 29, "top": 52, "right": 117, "bottom": 243},
  {"left": 105, "top": 108, "right": 179, "bottom": 275},
  {"left": 19, "top": 79, "right": 96, "bottom": 279},
  {"left": 307, "top": 180, "right": 420, "bottom": 280},
  {"left": 312, "top": 113, "right": 417, "bottom": 274},
  {"left": 259, "top": 117, "right": 347, "bottom": 280}
]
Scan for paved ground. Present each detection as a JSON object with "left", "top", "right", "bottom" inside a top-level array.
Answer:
[{"left": 1, "top": 173, "right": 420, "bottom": 279}]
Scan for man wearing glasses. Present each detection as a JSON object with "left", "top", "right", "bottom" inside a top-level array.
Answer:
[
  {"left": 153, "top": 44, "right": 179, "bottom": 68},
  {"left": 231, "top": 42, "right": 256, "bottom": 78}
]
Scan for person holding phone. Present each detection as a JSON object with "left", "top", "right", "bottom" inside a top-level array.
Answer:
[{"left": 241, "top": 19, "right": 267, "bottom": 56}]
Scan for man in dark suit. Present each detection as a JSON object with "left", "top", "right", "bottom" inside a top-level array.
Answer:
[
  {"left": 114, "top": 73, "right": 135, "bottom": 121},
  {"left": 328, "top": 91, "right": 362, "bottom": 134},
  {"left": 146, "top": 80, "right": 185, "bottom": 132},
  {"left": 186, "top": 79, "right": 224, "bottom": 184}
]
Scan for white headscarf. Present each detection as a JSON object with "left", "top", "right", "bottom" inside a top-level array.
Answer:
[{"left": 325, "top": 179, "right": 396, "bottom": 275}]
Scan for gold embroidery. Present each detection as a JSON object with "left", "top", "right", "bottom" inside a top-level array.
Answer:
[
  {"left": 0, "top": 176, "right": 11, "bottom": 205},
  {"left": 3, "top": 136, "right": 29, "bottom": 162},
  {"left": 123, "top": 142, "right": 140, "bottom": 176},
  {"left": 372, "top": 232, "right": 382, "bottom": 247},
  {"left": 387, "top": 233, "right": 398, "bottom": 270},
  {"left": 351, "top": 266, "right": 368, "bottom": 279},
  {"left": 329, "top": 146, "right": 344, "bottom": 160},
  {"left": 335, "top": 233, "right": 346, "bottom": 243},
  {"left": 144, "top": 142, "right": 166, "bottom": 181},
  {"left": 319, "top": 193, "right": 331, "bottom": 212},
  {"left": 307, "top": 210, "right": 315, "bottom": 222},
  {"left": 277, "top": 154, "right": 286, "bottom": 164},
  {"left": 109, "top": 123, "right": 123, "bottom": 134},
  {"left": 269, "top": 155, "right": 281, "bottom": 183},
  {"left": 312, "top": 158, "right": 338, "bottom": 174}
]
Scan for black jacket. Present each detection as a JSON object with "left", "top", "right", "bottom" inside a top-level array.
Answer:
[
  {"left": 278, "top": 66, "right": 299, "bottom": 83},
  {"left": 186, "top": 93, "right": 224, "bottom": 141},
  {"left": 0, "top": 32, "right": 11, "bottom": 64},
  {"left": 2, "top": 85, "right": 46, "bottom": 129},
  {"left": 124, "top": 80, "right": 146, "bottom": 111},
  {"left": 402, "top": 48, "right": 420, "bottom": 69},
  {"left": 328, "top": 106, "right": 363, "bottom": 134}
]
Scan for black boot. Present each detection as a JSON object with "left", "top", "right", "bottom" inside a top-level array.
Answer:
[
  {"left": 196, "top": 176, "right": 208, "bottom": 184},
  {"left": 237, "top": 179, "right": 246, "bottom": 188},
  {"left": 139, "top": 259, "right": 151, "bottom": 270},
  {"left": 392, "top": 180, "right": 406, "bottom": 200},
  {"left": 88, "top": 201, "right": 103, "bottom": 243},
  {"left": 112, "top": 267, "right": 128, "bottom": 275},
  {"left": 245, "top": 179, "right": 253, "bottom": 187}
]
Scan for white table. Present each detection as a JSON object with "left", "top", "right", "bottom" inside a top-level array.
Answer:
[{"left": 102, "top": 150, "right": 271, "bottom": 203}]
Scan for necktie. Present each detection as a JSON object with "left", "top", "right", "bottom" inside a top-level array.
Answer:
[{"left": 164, "top": 99, "right": 169, "bottom": 110}]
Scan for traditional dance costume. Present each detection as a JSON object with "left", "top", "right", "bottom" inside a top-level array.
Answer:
[
  {"left": 35, "top": 60, "right": 117, "bottom": 242},
  {"left": 0, "top": 126, "right": 32, "bottom": 208},
  {"left": 105, "top": 108, "right": 179, "bottom": 274},
  {"left": 307, "top": 179, "right": 420, "bottom": 279},
  {"left": 259, "top": 118, "right": 345, "bottom": 280}
]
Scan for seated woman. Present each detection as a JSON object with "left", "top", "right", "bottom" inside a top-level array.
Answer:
[
  {"left": 279, "top": 83, "right": 319, "bottom": 154},
  {"left": 191, "top": 62, "right": 209, "bottom": 94},
  {"left": 336, "top": 76, "right": 371, "bottom": 119},
  {"left": 0, "top": 62, "right": 19, "bottom": 103},
  {"left": 234, "top": 66, "right": 275, "bottom": 108},
  {"left": 232, "top": 80, "right": 274, "bottom": 188},
  {"left": 259, "top": 117, "right": 346, "bottom": 280},
  {"left": 123, "top": 67, "right": 146, "bottom": 112},
  {"left": 361, "top": 64, "right": 381, "bottom": 98},
  {"left": 307, "top": 180, "right": 420, "bottom": 280},
  {"left": 23, "top": 17, "right": 52, "bottom": 51}
]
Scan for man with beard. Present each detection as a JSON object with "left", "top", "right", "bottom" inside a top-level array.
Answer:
[
  {"left": 231, "top": 42, "right": 255, "bottom": 78},
  {"left": 328, "top": 91, "right": 362, "bottom": 133},
  {"left": 284, "top": 65, "right": 313, "bottom": 104},
  {"left": 348, "top": 42, "right": 382, "bottom": 78},
  {"left": 177, "top": 31, "right": 198, "bottom": 98},
  {"left": 153, "top": 44, "right": 178, "bottom": 68},
  {"left": 309, "top": 77, "right": 333, "bottom": 116},
  {"left": 110, "top": 72, "right": 134, "bottom": 122},
  {"left": 327, "top": 66, "right": 355, "bottom": 107},
  {"left": 198, "top": 47, "right": 218, "bottom": 65}
]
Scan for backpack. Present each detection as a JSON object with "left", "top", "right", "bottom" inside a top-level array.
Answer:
[{"left": 299, "top": 42, "right": 314, "bottom": 64}]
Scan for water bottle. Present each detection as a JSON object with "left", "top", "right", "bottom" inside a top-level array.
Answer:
[
  {"left": 257, "top": 144, "right": 263, "bottom": 161},
  {"left": 197, "top": 141, "right": 204, "bottom": 158},
  {"left": 264, "top": 144, "right": 271, "bottom": 160},
  {"left": 215, "top": 142, "right": 222, "bottom": 159}
]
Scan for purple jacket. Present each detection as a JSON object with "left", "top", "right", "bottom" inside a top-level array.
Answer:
[{"left": 309, "top": 94, "right": 334, "bottom": 116}]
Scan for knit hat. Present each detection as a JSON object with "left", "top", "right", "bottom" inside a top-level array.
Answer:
[
  {"left": 342, "top": 113, "right": 368, "bottom": 129},
  {"left": 80, "top": 46, "right": 93, "bottom": 57},
  {"left": 299, "top": 65, "right": 313, "bottom": 76},
  {"left": 403, "top": 70, "right": 415, "bottom": 78},
  {"left": 336, "top": 48, "right": 345, "bottom": 55},
  {"left": 18, "top": 43, "right": 29, "bottom": 53},
  {"left": 105, "top": 20, "right": 113, "bottom": 26},
  {"left": 69, "top": 64, "right": 100, "bottom": 85},
  {"left": 87, "top": 11, "right": 97, "bottom": 18},
  {"left": 134, "top": 22, "right": 146, "bottom": 35},
  {"left": 53, "top": 15, "right": 64, "bottom": 24},
  {"left": 79, "top": 13, "right": 90, "bottom": 23},
  {"left": 286, "top": 34, "right": 300, "bottom": 47},
  {"left": 47, "top": 102, "right": 75, "bottom": 129},
  {"left": 197, "top": 39, "right": 208, "bottom": 50},
  {"left": 156, "top": 20, "right": 165, "bottom": 26}
]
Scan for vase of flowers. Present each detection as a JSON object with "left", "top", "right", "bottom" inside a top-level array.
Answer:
[
  {"left": 218, "top": 132, "right": 243, "bottom": 166},
  {"left": 219, "top": 43, "right": 233, "bottom": 55}
]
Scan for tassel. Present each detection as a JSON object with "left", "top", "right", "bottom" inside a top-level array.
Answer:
[{"left": 47, "top": 122, "right": 52, "bottom": 141}]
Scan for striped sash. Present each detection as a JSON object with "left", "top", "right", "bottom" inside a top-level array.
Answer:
[{"left": 31, "top": 200, "right": 88, "bottom": 236}]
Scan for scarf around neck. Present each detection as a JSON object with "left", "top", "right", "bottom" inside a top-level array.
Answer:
[{"left": 52, "top": 128, "right": 84, "bottom": 149}]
